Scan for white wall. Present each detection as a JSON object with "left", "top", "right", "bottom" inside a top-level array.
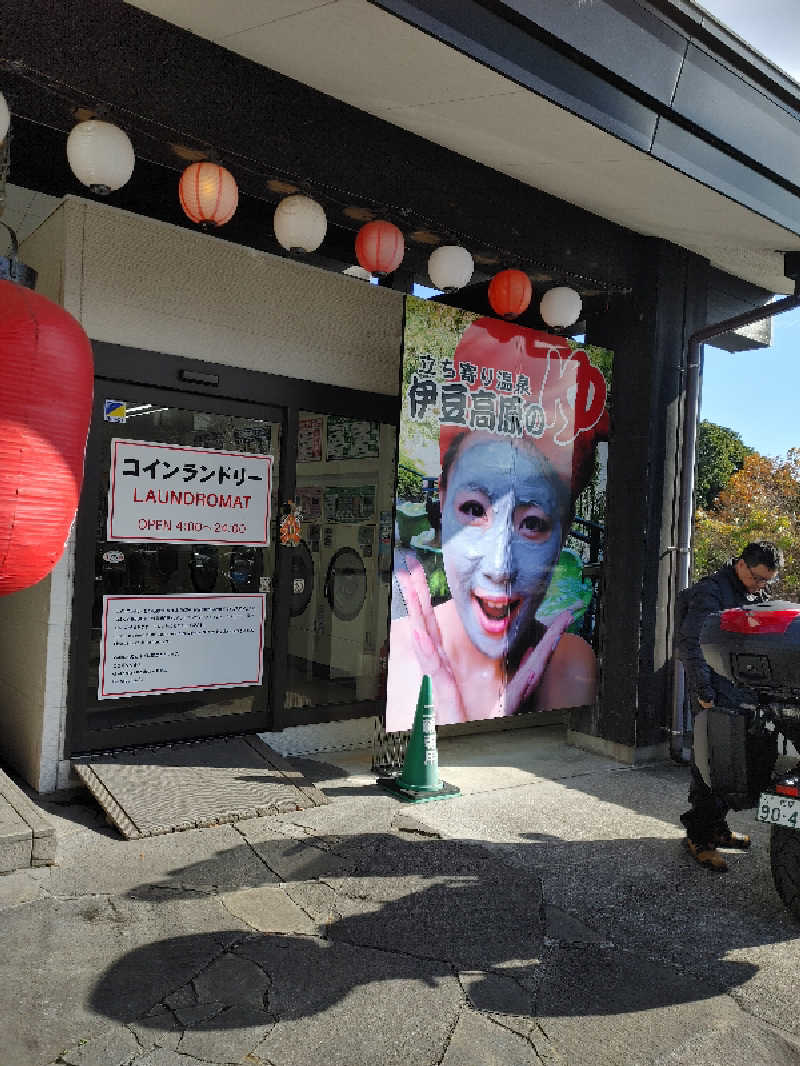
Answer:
[
  {"left": 69, "top": 197, "right": 404, "bottom": 391},
  {"left": 2, "top": 197, "right": 404, "bottom": 791}
]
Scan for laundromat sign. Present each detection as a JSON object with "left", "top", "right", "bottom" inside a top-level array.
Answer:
[{"left": 107, "top": 439, "right": 272, "bottom": 545}]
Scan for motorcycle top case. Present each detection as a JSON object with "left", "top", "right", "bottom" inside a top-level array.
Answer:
[{"left": 700, "top": 601, "right": 800, "bottom": 699}]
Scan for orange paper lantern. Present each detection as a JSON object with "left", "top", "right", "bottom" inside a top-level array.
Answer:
[
  {"left": 488, "top": 269, "right": 532, "bottom": 319},
  {"left": 355, "top": 220, "right": 404, "bottom": 275},
  {"left": 0, "top": 281, "right": 94, "bottom": 595},
  {"left": 178, "top": 162, "right": 238, "bottom": 226}
]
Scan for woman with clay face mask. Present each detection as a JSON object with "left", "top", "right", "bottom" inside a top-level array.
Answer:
[{"left": 386, "top": 317, "right": 607, "bottom": 729}]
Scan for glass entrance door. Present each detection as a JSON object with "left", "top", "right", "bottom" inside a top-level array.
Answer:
[
  {"left": 275, "top": 411, "right": 396, "bottom": 728},
  {"left": 68, "top": 384, "right": 283, "bottom": 752}
]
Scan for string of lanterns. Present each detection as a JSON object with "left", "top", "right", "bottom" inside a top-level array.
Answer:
[{"left": 0, "top": 97, "right": 583, "bottom": 329}]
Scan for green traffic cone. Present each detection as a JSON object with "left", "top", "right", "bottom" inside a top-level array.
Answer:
[
  {"left": 378, "top": 675, "right": 460, "bottom": 803},
  {"left": 397, "top": 674, "right": 440, "bottom": 792}
]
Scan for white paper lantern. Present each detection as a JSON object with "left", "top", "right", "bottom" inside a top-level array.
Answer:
[
  {"left": 0, "top": 92, "right": 10, "bottom": 143},
  {"left": 540, "top": 286, "right": 582, "bottom": 329},
  {"left": 427, "top": 245, "right": 474, "bottom": 291},
  {"left": 343, "top": 265, "right": 373, "bottom": 282},
  {"left": 274, "top": 194, "right": 327, "bottom": 253},
  {"left": 66, "top": 120, "right": 135, "bottom": 194}
]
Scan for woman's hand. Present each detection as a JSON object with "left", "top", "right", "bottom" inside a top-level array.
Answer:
[
  {"left": 488, "top": 607, "right": 577, "bottom": 718},
  {"left": 396, "top": 555, "right": 468, "bottom": 723}
]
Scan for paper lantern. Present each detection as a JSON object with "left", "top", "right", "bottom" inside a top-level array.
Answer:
[
  {"left": 488, "top": 269, "right": 532, "bottom": 319},
  {"left": 178, "top": 162, "right": 238, "bottom": 226},
  {"left": 0, "top": 281, "right": 94, "bottom": 595},
  {"left": 540, "top": 286, "right": 583, "bottom": 329},
  {"left": 66, "top": 120, "right": 135, "bottom": 194},
  {"left": 0, "top": 91, "right": 10, "bottom": 143},
  {"left": 355, "top": 220, "right": 404, "bottom": 275},
  {"left": 274, "top": 194, "right": 327, "bottom": 253},
  {"left": 428, "top": 245, "right": 474, "bottom": 291}
]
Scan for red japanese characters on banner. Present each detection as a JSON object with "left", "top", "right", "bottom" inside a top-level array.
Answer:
[
  {"left": 426, "top": 317, "right": 609, "bottom": 494},
  {"left": 386, "top": 302, "right": 611, "bottom": 732},
  {"left": 0, "top": 281, "right": 94, "bottom": 596}
]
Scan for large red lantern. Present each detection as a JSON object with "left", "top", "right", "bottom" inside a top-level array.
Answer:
[
  {"left": 488, "top": 269, "right": 532, "bottom": 319},
  {"left": 355, "top": 220, "right": 404, "bottom": 275},
  {"left": 178, "top": 162, "right": 238, "bottom": 227},
  {"left": 0, "top": 281, "right": 94, "bottom": 595}
]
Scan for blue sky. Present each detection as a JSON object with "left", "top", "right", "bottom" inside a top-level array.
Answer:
[
  {"left": 697, "top": 1, "right": 800, "bottom": 82},
  {"left": 699, "top": 1, "right": 800, "bottom": 81},
  {"left": 702, "top": 308, "right": 800, "bottom": 458},
  {"left": 694, "top": 1, "right": 799, "bottom": 460}
]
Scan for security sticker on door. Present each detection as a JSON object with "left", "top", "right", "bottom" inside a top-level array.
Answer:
[
  {"left": 104, "top": 400, "right": 127, "bottom": 423},
  {"left": 757, "top": 793, "right": 800, "bottom": 829}
]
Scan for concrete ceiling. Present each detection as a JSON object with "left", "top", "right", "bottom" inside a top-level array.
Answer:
[{"left": 10, "top": 0, "right": 798, "bottom": 292}]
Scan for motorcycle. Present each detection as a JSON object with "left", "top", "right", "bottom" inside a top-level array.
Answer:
[{"left": 699, "top": 600, "right": 800, "bottom": 917}]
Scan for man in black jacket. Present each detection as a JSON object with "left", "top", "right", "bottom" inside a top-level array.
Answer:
[{"left": 677, "top": 541, "right": 783, "bottom": 871}]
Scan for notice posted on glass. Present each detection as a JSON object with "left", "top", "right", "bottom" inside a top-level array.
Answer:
[{"left": 99, "top": 594, "right": 265, "bottom": 699}]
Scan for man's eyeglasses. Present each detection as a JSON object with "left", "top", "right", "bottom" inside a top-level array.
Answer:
[{"left": 744, "top": 562, "right": 777, "bottom": 588}]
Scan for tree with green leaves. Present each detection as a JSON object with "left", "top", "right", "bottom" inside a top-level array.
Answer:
[{"left": 695, "top": 420, "right": 753, "bottom": 511}]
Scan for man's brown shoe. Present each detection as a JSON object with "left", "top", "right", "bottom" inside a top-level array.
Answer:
[
  {"left": 715, "top": 828, "right": 751, "bottom": 850},
  {"left": 686, "top": 837, "right": 728, "bottom": 872}
]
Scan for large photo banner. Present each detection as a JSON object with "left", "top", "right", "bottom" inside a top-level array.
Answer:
[{"left": 386, "top": 296, "right": 611, "bottom": 731}]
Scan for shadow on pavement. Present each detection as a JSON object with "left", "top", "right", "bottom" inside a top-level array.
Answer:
[{"left": 87, "top": 827, "right": 781, "bottom": 1031}]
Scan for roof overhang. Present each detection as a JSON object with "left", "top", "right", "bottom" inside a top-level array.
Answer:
[
  {"left": 3, "top": 0, "right": 799, "bottom": 297},
  {"left": 119, "top": 0, "right": 800, "bottom": 294}
]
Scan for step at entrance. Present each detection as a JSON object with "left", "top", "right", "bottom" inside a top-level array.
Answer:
[{"left": 72, "top": 735, "right": 327, "bottom": 839}]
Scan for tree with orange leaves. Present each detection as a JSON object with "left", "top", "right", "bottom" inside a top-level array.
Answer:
[{"left": 693, "top": 449, "right": 800, "bottom": 599}]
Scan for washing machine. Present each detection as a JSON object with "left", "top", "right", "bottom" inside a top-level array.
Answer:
[
  {"left": 317, "top": 522, "right": 374, "bottom": 682},
  {"left": 287, "top": 458, "right": 386, "bottom": 702},
  {"left": 287, "top": 533, "right": 318, "bottom": 671}
]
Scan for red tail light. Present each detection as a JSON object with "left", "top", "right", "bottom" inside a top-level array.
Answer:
[
  {"left": 776, "top": 784, "right": 800, "bottom": 797},
  {"left": 720, "top": 608, "right": 800, "bottom": 635}
]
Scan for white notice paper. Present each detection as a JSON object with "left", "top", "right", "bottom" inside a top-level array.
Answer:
[{"left": 99, "top": 594, "right": 266, "bottom": 699}]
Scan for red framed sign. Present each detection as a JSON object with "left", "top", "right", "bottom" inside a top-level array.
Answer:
[{"left": 107, "top": 439, "right": 272, "bottom": 545}]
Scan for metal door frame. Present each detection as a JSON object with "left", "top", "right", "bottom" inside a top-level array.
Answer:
[{"left": 67, "top": 342, "right": 398, "bottom": 755}]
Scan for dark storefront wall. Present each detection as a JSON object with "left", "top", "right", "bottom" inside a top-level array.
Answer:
[
  {"left": 2, "top": 0, "right": 792, "bottom": 780},
  {"left": 577, "top": 240, "right": 711, "bottom": 758},
  {"left": 6, "top": 196, "right": 773, "bottom": 789}
]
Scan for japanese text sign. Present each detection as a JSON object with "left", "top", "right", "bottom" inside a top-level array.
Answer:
[
  {"left": 107, "top": 439, "right": 272, "bottom": 545},
  {"left": 99, "top": 594, "right": 265, "bottom": 699}
]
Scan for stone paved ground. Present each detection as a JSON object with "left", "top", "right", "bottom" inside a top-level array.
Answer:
[{"left": 2, "top": 726, "right": 800, "bottom": 1066}]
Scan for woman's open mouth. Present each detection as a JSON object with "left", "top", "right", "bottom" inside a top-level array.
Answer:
[{"left": 471, "top": 592, "right": 521, "bottom": 637}]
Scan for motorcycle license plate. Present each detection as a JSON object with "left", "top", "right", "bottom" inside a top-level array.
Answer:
[{"left": 757, "top": 793, "right": 800, "bottom": 829}]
